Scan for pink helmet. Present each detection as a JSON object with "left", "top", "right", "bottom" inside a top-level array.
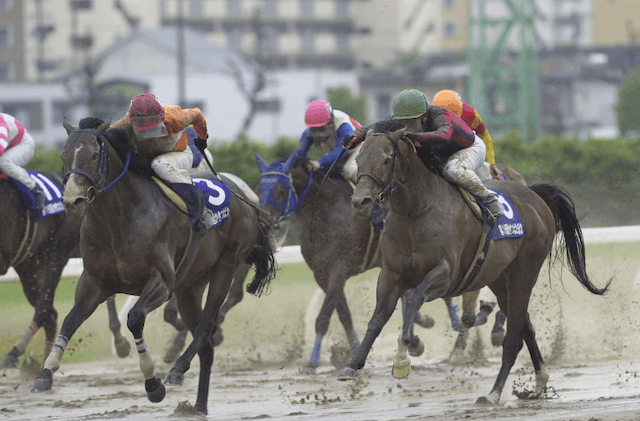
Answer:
[
  {"left": 129, "top": 93, "right": 165, "bottom": 130},
  {"left": 304, "top": 99, "right": 333, "bottom": 128}
]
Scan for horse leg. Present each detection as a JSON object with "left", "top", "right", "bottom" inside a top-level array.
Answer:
[
  {"left": 491, "top": 310, "right": 507, "bottom": 347},
  {"left": 449, "top": 290, "right": 481, "bottom": 364},
  {"left": 162, "top": 295, "right": 188, "bottom": 363},
  {"left": 1, "top": 268, "right": 49, "bottom": 368},
  {"left": 477, "top": 278, "right": 534, "bottom": 405},
  {"left": 444, "top": 297, "right": 462, "bottom": 331},
  {"left": 213, "top": 263, "right": 249, "bottom": 347},
  {"left": 106, "top": 295, "right": 131, "bottom": 358},
  {"left": 31, "top": 275, "right": 110, "bottom": 392},
  {"left": 303, "top": 281, "right": 341, "bottom": 374},
  {"left": 522, "top": 314, "right": 549, "bottom": 398},
  {"left": 338, "top": 268, "right": 418, "bottom": 381},
  {"left": 394, "top": 291, "right": 425, "bottom": 379},
  {"left": 334, "top": 290, "right": 360, "bottom": 351},
  {"left": 126, "top": 276, "right": 171, "bottom": 404}
]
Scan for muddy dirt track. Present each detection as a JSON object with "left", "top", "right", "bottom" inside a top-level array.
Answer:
[{"left": 2, "top": 241, "right": 640, "bottom": 421}]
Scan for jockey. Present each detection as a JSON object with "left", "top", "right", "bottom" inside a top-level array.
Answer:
[
  {"left": 432, "top": 89, "right": 503, "bottom": 181},
  {"left": 289, "top": 99, "right": 362, "bottom": 185},
  {"left": 112, "top": 93, "right": 215, "bottom": 236},
  {"left": 343, "top": 88, "right": 504, "bottom": 222},
  {"left": 0, "top": 113, "right": 45, "bottom": 213}
]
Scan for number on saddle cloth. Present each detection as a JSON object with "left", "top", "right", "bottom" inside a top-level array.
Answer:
[
  {"left": 482, "top": 188, "right": 525, "bottom": 241},
  {"left": 6, "top": 170, "right": 65, "bottom": 220},
  {"left": 169, "top": 179, "right": 231, "bottom": 228}
]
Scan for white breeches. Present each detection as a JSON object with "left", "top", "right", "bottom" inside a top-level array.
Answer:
[
  {"left": 341, "top": 143, "right": 361, "bottom": 185},
  {"left": 0, "top": 135, "right": 36, "bottom": 190},
  {"left": 476, "top": 161, "right": 492, "bottom": 181},
  {"left": 442, "top": 135, "right": 491, "bottom": 199},
  {"left": 151, "top": 147, "right": 194, "bottom": 184}
]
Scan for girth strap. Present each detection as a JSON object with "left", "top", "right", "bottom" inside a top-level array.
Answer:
[{"left": 11, "top": 210, "right": 38, "bottom": 267}]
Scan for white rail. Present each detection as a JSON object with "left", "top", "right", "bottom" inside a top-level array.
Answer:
[{"left": 1, "top": 226, "right": 639, "bottom": 283}]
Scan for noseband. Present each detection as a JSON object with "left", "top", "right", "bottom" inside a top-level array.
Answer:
[
  {"left": 356, "top": 133, "right": 412, "bottom": 203},
  {"left": 63, "top": 128, "right": 130, "bottom": 203},
  {"left": 260, "top": 169, "right": 314, "bottom": 227}
]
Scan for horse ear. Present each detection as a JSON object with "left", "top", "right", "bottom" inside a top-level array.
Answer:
[
  {"left": 63, "top": 117, "right": 75, "bottom": 134},
  {"left": 97, "top": 119, "right": 111, "bottom": 134},
  {"left": 255, "top": 153, "right": 269, "bottom": 173},
  {"left": 282, "top": 153, "right": 297, "bottom": 173}
]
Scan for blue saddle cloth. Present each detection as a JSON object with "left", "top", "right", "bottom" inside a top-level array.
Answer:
[
  {"left": 481, "top": 188, "right": 525, "bottom": 240},
  {"left": 8, "top": 170, "right": 65, "bottom": 221},
  {"left": 193, "top": 177, "right": 231, "bottom": 228}
]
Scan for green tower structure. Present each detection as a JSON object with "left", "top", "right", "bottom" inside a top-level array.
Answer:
[{"left": 466, "top": 0, "right": 540, "bottom": 141}]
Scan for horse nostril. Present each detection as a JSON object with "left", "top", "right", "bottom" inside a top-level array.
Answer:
[{"left": 73, "top": 198, "right": 84, "bottom": 208}]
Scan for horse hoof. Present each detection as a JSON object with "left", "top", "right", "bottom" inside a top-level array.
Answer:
[
  {"left": 408, "top": 339, "right": 425, "bottom": 357},
  {"left": 392, "top": 360, "right": 411, "bottom": 379},
  {"left": 145, "top": 377, "right": 166, "bottom": 403},
  {"left": 213, "top": 329, "right": 224, "bottom": 347},
  {"left": 31, "top": 369, "right": 53, "bottom": 392},
  {"left": 491, "top": 329, "right": 505, "bottom": 347},
  {"left": 163, "top": 369, "right": 184, "bottom": 386},
  {"left": 1, "top": 353, "right": 19, "bottom": 368},
  {"left": 476, "top": 392, "right": 501, "bottom": 406},
  {"left": 115, "top": 338, "right": 131, "bottom": 359},
  {"left": 416, "top": 314, "right": 435, "bottom": 329},
  {"left": 337, "top": 367, "right": 358, "bottom": 381},
  {"left": 300, "top": 366, "right": 317, "bottom": 375},
  {"left": 448, "top": 349, "right": 464, "bottom": 365}
]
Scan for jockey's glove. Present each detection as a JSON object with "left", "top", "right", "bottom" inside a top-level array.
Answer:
[
  {"left": 194, "top": 137, "right": 208, "bottom": 152},
  {"left": 341, "top": 127, "right": 367, "bottom": 150}
]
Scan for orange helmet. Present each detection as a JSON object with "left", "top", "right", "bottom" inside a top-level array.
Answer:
[{"left": 432, "top": 90, "right": 463, "bottom": 117}]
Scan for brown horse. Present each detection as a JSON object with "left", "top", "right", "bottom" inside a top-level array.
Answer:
[
  {"left": 30, "top": 118, "right": 276, "bottom": 416},
  {"left": 256, "top": 153, "right": 441, "bottom": 373},
  {"left": 338, "top": 122, "right": 610, "bottom": 405}
]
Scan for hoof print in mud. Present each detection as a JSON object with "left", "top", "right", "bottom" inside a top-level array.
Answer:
[
  {"left": 145, "top": 377, "right": 166, "bottom": 403},
  {"left": 31, "top": 368, "right": 53, "bottom": 392},
  {"left": 337, "top": 367, "right": 357, "bottom": 380}
]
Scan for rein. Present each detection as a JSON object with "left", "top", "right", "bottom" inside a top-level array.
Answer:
[
  {"left": 63, "top": 129, "right": 131, "bottom": 202},
  {"left": 357, "top": 133, "right": 411, "bottom": 204}
]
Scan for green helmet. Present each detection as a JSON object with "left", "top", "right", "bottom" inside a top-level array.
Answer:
[{"left": 392, "top": 89, "right": 428, "bottom": 120}]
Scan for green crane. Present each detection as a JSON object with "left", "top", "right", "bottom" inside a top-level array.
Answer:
[{"left": 466, "top": 0, "right": 540, "bottom": 140}]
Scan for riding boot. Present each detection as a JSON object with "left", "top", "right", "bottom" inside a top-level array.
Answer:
[
  {"left": 168, "top": 182, "right": 213, "bottom": 236},
  {"left": 32, "top": 186, "right": 46, "bottom": 213},
  {"left": 484, "top": 194, "right": 504, "bottom": 223}
]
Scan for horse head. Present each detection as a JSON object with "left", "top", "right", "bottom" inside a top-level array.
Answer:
[
  {"left": 255, "top": 153, "right": 299, "bottom": 227},
  {"left": 351, "top": 126, "right": 410, "bottom": 218},
  {"left": 60, "top": 118, "right": 113, "bottom": 219}
]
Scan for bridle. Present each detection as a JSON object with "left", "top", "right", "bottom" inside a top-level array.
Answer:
[
  {"left": 260, "top": 168, "right": 314, "bottom": 227},
  {"left": 356, "top": 132, "right": 413, "bottom": 204},
  {"left": 62, "top": 128, "right": 131, "bottom": 203}
]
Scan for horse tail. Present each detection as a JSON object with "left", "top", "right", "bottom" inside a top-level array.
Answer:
[
  {"left": 245, "top": 216, "right": 278, "bottom": 297},
  {"left": 529, "top": 183, "right": 611, "bottom": 296}
]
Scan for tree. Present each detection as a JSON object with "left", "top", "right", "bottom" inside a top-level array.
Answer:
[
  {"left": 327, "top": 87, "right": 367, "bottom": 125},
  {"left": 616, "top": 70, "right": 640, "bottom": 136}
]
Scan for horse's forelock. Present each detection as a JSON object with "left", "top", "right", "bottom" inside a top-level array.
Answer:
[
  {"left": 372, "top": 118, "right": 405, "bottom": 135},
  {"left": 78, "top": 117, "right": 105, "bottom": 130}
]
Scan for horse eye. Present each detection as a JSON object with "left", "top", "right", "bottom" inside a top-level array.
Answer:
[
  {"left": 383, "top": 156, "right": 391, "bottom": 165},
  {"left": 92, "top": 152, "right": 99, "bottom": 161}
]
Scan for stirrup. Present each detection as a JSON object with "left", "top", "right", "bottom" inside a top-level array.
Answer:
[{"left": 194, "top": 208, "right": 215, "bottom": 236}]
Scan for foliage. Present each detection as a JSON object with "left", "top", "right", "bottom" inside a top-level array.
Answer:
[
  {"left": 616, "top": 70, "right": 640, "bottom": 135},
  {"left": 327, "top": 86, "right": 367, "bottom": 126},
  {"left": 26, "top": 148, "right": 63, "bottom": 174}
]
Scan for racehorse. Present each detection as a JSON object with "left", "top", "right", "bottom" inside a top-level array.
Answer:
[
  {"left": 31, "top": 118, "right": 276, "bottom": 416},
  {"left": 256, "top": 153, "right": 436, "bottom": 373},
  {"left": 338, "top": 121, "right": 610, "bottom": 405},
  {"left": 0, "top": 172, "right": 85, "bottom": 368}
]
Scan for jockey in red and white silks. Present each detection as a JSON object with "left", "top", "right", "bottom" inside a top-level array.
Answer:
[{"left": 0, "top": 113, "right": 38, "bottom": 192}]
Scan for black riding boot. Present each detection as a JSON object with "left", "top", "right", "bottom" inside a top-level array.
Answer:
[
  {"left": 168, "top": 182, "right": 213, "bottom": 236},
  {"left": 32, "top": 186, "right": 46, "bottom": 214}
]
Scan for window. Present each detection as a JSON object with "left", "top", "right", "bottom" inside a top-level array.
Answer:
[
  {"left": 226, "top": 0, "right": 242, "bottom": 16},
  {"left": 187, "top": 0, "right": 204, "bottom": 16},
  {"left": 227, "top": 28, "right": 244, "bottom": 51},
  {"left": 336, "top": 0, "right": 349, "bottom": 15},
  {"left": 336, "top": 30, "right": 349, "bottom": 53},
  {"left": 1, "top": 102, "right": 44, "bottom": 131},
  {"left": 444, "top": 0, "right": 456, "bottom": 10},
  {"left": 444, "top": 21, "right": 458, "bottom": 38},
  {"left": 262, "top": 0, "right": 278, "bottom": 16},
  {"left": 0, "top": 27, "right": 8, "bottom": 47},
  {"left": 300, "top": 29, "right": 315, "bottom": 53},
  {"left": 300, "top": 0, "right": 314, "bottom": 17},
  {"left": 256, "top": 98, "right": 281, "bottom": 113},
  {"left": 0, "top": 64, "right": 10, "bottom": 82},
  {"left": 376, "top": 94, "right": 391, "bottom": 120},
  {"left": 259, "top": 27, "right": 279, "bottom": 53}
]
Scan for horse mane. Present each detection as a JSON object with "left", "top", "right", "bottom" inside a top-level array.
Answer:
[
  {"left": 78, "top": 118, "right": 155, "bottom": 179},
  {"left": 370, "top": 117, "right": 450, "bottom": 177}
]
